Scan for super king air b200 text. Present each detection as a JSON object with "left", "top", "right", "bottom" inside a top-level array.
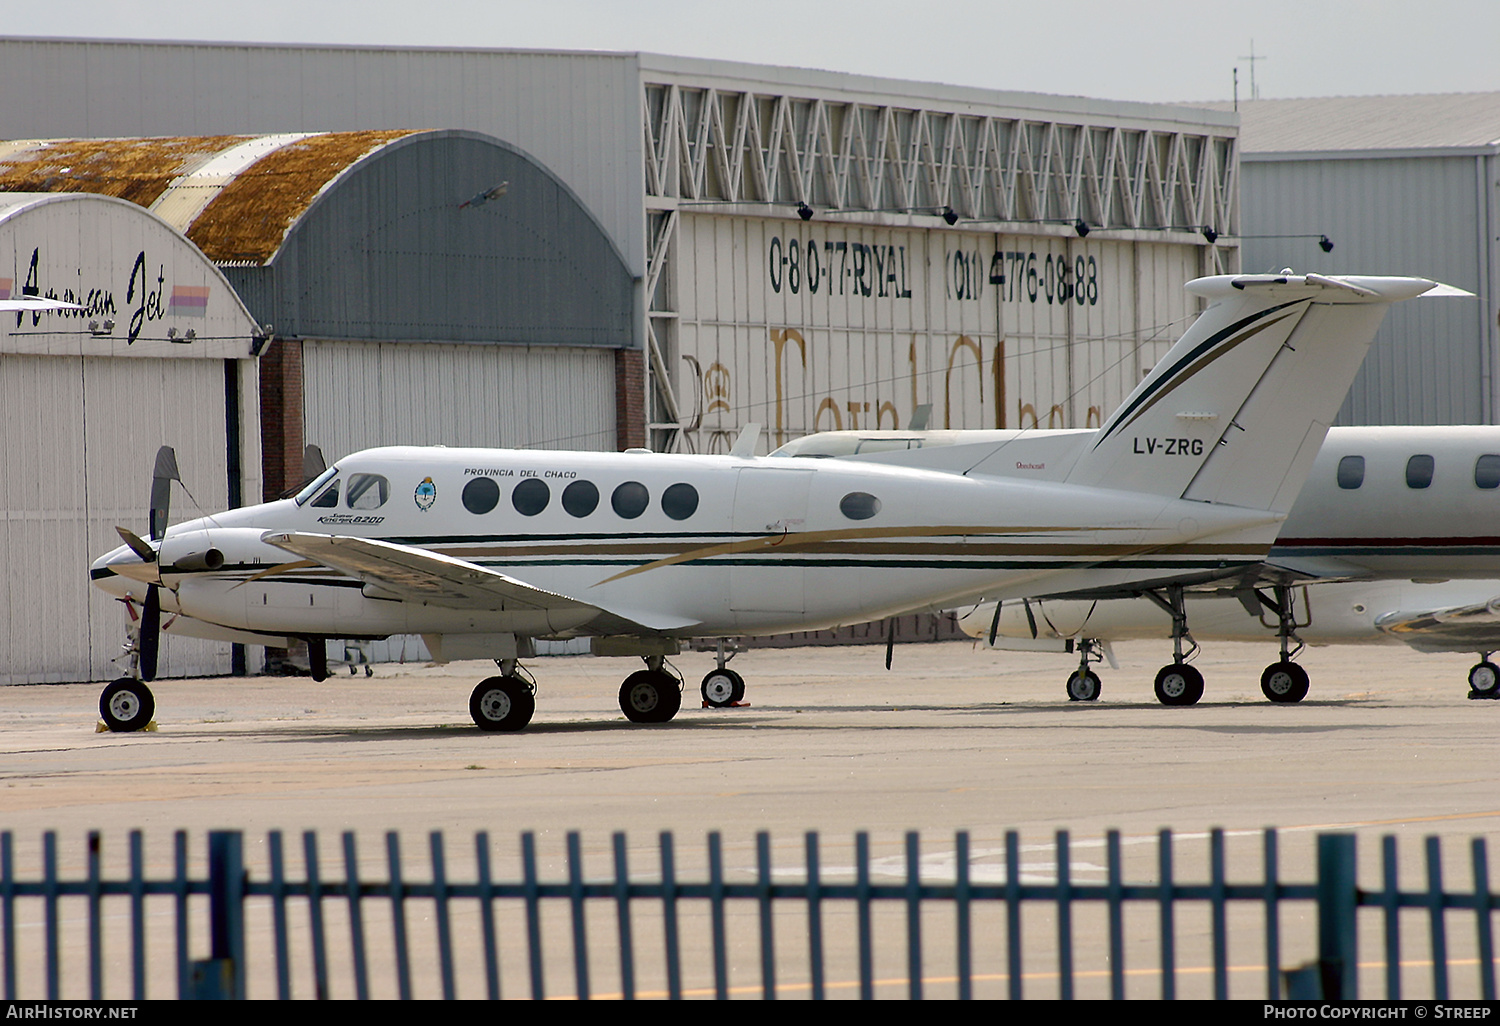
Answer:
[{"left": 90, "top": 272, "right": 1454, "bottom": 732}]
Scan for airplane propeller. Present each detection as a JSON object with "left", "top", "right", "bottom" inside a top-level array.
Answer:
[{"left": 115, "top": 447, "right": 182, "bottom": 682}]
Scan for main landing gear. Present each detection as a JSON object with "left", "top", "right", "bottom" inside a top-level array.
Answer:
[
  {"left": 700, "top": 638, "right": 746, "bottom": 708},
  {"left": 618, "top": 655, "right": 684, "bottom": 724},
  {"left": 1146, "top": 586, "right": 1204, "bottom": 706},
  {"left": 1256, "top": 585, "right": 1310, "bottom": 704},
  {"left": 469, "top": 659, "right": 536, "bottom": 731},
  {"left": 1468, "top": 654, "right": 1500, "bottom": 699}
]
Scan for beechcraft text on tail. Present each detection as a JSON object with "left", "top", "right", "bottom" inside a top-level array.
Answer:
[{"left": 89, "top": 272, "right": 1448, "bottom": 731}]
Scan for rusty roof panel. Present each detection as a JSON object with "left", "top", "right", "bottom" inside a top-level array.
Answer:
[
  {"left": 188, "top": 130, "right": 420, "bottom": 263},
  {"left": 0, "top": 136, "right": 252, "bottom": 208}
]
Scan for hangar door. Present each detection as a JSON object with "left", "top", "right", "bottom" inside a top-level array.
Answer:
[{"left": 0, "top": 354, "right": 238, "bottom": 683}]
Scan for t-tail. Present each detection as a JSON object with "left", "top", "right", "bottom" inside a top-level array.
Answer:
[{"left": 1063, "top": 273, "right": 1457, "bottom": 513}]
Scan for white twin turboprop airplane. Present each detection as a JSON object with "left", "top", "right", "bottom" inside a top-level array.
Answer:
[{"left": 90, "top": 272, "right": 1451, "bottom": 732}]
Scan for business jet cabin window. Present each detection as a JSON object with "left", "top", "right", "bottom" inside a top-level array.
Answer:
[
  {"left": 1335, "top": 455, "right": 1365, "bottom": 490},
  {"left": 1476, "top": 455, "right": 1500, "bottom": 489},
  {"left": 346, "top": 474, "right": 390, "bottom": 509},
  {"left": 1406, "top": 455, "right": 1435, "bottom": 489}
]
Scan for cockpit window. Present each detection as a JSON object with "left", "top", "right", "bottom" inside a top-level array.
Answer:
[
  {"left": 294, "top": 466, "right": 339, "bottom": 506},
  {"left": 310, "top": 481, "right": 340, "bottom": 508},
  {"left": 346, "top": 473, "right": 390, "bottom": 510}
]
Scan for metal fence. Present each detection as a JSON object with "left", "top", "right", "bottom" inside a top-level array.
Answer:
[{"left": 1, "top": 828, "right": 1495, "bottom": 1000}]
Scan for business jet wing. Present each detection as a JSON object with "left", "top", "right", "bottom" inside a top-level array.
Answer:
[
  {"left": 1373, "top": 596, "right": 1500, "bottom": 653},
  {"left": 262, "top": 532, "right": 699, "bottom": 633}
]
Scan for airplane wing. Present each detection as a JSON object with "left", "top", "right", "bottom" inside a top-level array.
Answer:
[
  {"left": 261, "top": 532, "right": 699, "bottom": 633},
  {"left": 1374, "top": 596, "right": 1500, "bottom": 654}
]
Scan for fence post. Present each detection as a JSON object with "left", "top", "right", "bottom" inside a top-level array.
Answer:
[
  {"left": 1315, "top": 833, "right": 1359, "bottom": 1000},
  {"left": 189, "top": 831, "right": 245, "bottom": 999}
]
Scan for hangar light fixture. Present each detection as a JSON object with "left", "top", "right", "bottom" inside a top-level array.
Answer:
[
  {"left": 1074, "top": 219, "right": 1090, "bottom": 237},
  {"left": 1237, "top": 232, "right": 1336, "bottom": 254},
  {"left": 796, "top": 201, "right": 814, "bottom": 221},
  {"left": 941, "top": 206, "right": 959, "bottom": 226}
]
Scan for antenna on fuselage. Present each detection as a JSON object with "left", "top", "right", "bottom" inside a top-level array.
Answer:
[{"left": 729, "top": 423, "right": 762, "bottom": 458}]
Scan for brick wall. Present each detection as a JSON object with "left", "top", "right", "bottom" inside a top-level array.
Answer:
[
  {"left": 614, "top": 346, "right": 646, "bottom": 451},
  {"left": 257, "top": 338, "right": 304, "bottom": 501}
]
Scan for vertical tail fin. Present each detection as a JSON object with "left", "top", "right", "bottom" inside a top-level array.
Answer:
[{"left": 1065, "top": 273, "right": 1444, "bottom": 511}]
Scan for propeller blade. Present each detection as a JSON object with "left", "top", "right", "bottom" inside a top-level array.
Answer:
[
  {"left": 139, "top": 585, "right": 161, "bottom": 682},
  {"left": 115, "top": 526, "right": 157, "bottom": 563},
  {"left": 149, "top": 446, "right": 180, "bottom": 541}
]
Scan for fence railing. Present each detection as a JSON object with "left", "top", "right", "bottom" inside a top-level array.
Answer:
[{"left": 1, "top": 828, "right": 1495, "bottom": 999}]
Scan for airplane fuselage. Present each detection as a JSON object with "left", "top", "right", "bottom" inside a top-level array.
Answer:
[{"left": 91, "top": 445, "right": 1278, "bottom": 646}]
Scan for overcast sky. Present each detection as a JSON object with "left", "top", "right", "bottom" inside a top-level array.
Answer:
[{"left": 8, "top": 0, "right": 1499, "bottom": 105}]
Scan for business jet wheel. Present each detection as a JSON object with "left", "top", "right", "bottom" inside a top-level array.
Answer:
[
  {"left": 469, "top": 676, "right": 535, "bottom": 732},
  {"left": 1260, "top": 661, "right": 1310, "bottom": 703},
  {"left": 1153, "top": 664, "right": 1204, "bottom": 706},
  {"left": 1467, "top": 661, "right": 1500, "bottom": 698},
  {"left": 620, "top": 669, "right": 682, "bottom": 723},
  {"left": 700, "top": 667, "right": 745, "bottom": 707},
  {"left": 1065, "top": 670, "right": 1102, "bottom": 702},
  {"left": 100, "top": 677, "right": 155, "bottom": 732}
]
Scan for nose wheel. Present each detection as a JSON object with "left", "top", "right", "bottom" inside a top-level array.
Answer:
[
  {"left": 1064, "top": 638, "right": 1105, "bottom": 701},
  {"left": 99, "top": 677, "right": 155, "bottom": 732},
  {"left": 1468, "top": 657, "right": 1500, "bottom": 699},
  {"left": 701, "top": 667, "right": 745, "bottom": 707}
]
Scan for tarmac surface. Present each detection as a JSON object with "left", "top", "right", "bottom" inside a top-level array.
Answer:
[{"left": 3, "top": 637, "right": 1498, "bottom": 998}]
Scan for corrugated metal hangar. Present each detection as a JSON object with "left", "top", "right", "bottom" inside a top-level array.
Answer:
[
  {"left": 1207, "top": 93, "right": 1500, "bottom": 427},
  {"left": 0, "top": 37, "right": 1245, "bottom": 680},
  {"left": 0, "top": 192, "right": 261, "bottom": 683}
]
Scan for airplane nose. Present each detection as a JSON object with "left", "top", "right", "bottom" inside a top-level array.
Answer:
[{"left": 91, "top": 543, "right": 157, "bottom": 585}]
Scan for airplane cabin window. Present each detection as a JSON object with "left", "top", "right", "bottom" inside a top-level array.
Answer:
[
  {"left": 462, "top": 477, "right": 500, "bottom": 514},
  {"left": 562, "top": 480, "right": 600, "bottom": 517},
  {"left": 295, "top": 466, "right": 339, "bottom": 505},
  {"left": 1406, "top": 454, "right": 1435, "bottom": 489},
  {"left": 1335, "top": 455, "right": 1365, "bottom": 489},
  {"left": 512, "top": 478, "right": 550, "bottom": 516},
  {"left": 661, "top": 482, "right": 699, "bottom": 520},
  {"left": 612, "top": 481, "right": 650, "bottom": 519},
  {"left": 310, "top": 481, "right": 340, "bottom": 508},
  {"left": 1476, "top": 455, "right": 1500, "bottom": 489},
  {"left": 840, "top": 492, "right": 882, "bottom": 520},
  {"left": 345, "top": 474, "right": 390, "bottom": 510}
]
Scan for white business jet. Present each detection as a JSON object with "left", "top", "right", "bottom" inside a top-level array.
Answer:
[
  {"left": 89, "top": 272, "right": 1445, "bottom": 731},
  {"left": 949, "top": 424, "right": 1500, "bottom": 703}
]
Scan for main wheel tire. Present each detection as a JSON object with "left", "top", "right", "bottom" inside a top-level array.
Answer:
[
  {"left": 700, "top": 667, "right": 746, "bottom": 707},
  {"left": 1260, "top": 661, "right": 1310, "bottom": 703},
  {"left": 620, "top": 669, "right": 683, "bottom": 723},
  {"left": 1467, "top": 660, "right": 1500, "bottom": 698},
  {"left": 1065, "top": 670, "right": 1102, "bottom": 702},
  {"left": 1153, "top": 664, "right": 1204, "bottom": 706},
  {"left": 100, "top": 677, "right": 155, "bottom": 732},
  {"left": 469, "top": 676, "right": 535, "bottom": 732}
]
